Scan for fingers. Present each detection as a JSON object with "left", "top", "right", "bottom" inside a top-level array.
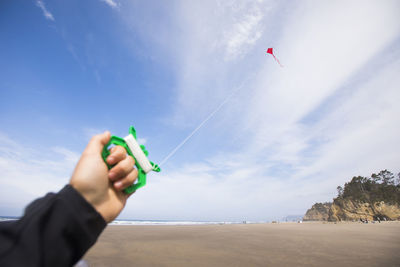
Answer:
[
  {"left": 108, "top": 154, "right": 134, "bottom": 181},
  {"left": 106, "top": 145, "right": 127, "bottom": 166},
  {"left": 108, "top": 153, "right": 138, "bottom": 191},
  {"left": 114, "top": 169, "right": 138, "bottom": 191}
]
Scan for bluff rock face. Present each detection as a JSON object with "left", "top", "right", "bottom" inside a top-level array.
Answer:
[
  {"left": 303, "top": 203, "right": 332, "bottom": 221},
  {"left": 329, "top": 200, "right": 400, "bottom": 221},
  {"left": 303, "top": 170, "right": 400, "bottom": 222},
  {"left": 303, "top": 200, "right": 400, "bottom": 222}
]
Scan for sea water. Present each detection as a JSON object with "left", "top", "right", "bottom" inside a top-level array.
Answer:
[
  {"left": 0, "top": 216, "right": 19, "bottom": 222},
  {"left": 109, "top": 220, "right": 246, "bottom": 226},
  {"left": 0, "top": 216, "right": 265, "bottom": 225}
]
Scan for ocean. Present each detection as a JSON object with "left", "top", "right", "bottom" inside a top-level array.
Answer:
[
  {"left": 109, "top": 220, "right": 257, "bottom": 225},
  {"left": 0, "top": 216, "right": 263, "bottom": 225}
]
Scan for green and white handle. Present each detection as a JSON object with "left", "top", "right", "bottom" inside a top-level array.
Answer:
[{"left": 101, "top": 126, "right": 160, "bottom": 194}]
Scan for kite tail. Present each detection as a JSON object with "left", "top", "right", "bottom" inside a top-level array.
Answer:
[{"left": 272, "top": 55, "right": 283, "bottom": 67}]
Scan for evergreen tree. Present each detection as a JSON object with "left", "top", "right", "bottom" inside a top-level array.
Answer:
[{"left": 336, "top": 170, "right": 400, "bottom": 205}]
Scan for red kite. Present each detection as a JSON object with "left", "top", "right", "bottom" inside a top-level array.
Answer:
[{"left": 266, "top": 48, "right": 283, "bottom": 67}]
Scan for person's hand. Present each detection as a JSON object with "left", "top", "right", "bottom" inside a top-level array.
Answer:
[{"left": 70, "top": 131, "right": 138, "bottom": 223}]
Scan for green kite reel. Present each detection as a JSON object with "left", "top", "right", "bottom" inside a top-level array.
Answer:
[{"left": 101, "top": 126, "right": 160, "bottom": 194}]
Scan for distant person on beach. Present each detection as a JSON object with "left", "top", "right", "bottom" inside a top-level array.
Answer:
[{"left": 0, "top": 132, "right": 137, "bottom": 267}]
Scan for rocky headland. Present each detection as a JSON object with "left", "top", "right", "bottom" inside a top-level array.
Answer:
[{"left": 303, "top": 170, "right": 400, "bottom": 222}]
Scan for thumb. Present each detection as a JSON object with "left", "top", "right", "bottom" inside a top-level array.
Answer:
[{"left": 86, "top": 131, "right": 111, "bottom": 154}]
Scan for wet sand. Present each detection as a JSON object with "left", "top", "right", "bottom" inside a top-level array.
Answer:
[{"left": 84, "top": 222, "right": 400, "bottom": 267}]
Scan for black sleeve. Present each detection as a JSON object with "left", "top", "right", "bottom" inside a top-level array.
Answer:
[{"left": 0, "top": 185, "right": 107, "bottom": 267}]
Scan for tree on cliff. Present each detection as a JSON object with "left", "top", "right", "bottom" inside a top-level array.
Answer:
[
  {"left": 335, "top": 170, "right": 400, "bottom": 205},
  {"left": 371, "top": 170, "right": 395, "bottom": 185},
  {"left": 337, "top": 186, "right": 343, "bottom": 198},
  {"left": 305, "top": 170, "right": 400, "bottom": 222}
]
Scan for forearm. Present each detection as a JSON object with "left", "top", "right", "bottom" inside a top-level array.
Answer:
[{"left": 0, "top": 185, "right": 106, "bottom": 267}]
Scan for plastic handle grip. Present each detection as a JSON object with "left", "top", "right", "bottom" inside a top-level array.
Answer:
[{"left": 101, "top": 135, "right": 147, "bottom": 194}]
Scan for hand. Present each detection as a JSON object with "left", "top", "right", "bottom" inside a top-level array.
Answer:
[{"left": 70, "top": 131, "right": 138, "bottom": 223}]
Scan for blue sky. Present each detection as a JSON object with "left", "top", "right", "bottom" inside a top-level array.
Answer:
[{"left": 1, "top": 0, "right": 399, "bottom": 221}]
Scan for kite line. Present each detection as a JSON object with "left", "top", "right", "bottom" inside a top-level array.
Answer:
[
  {"left": 159, "top": 47, "right": 281, "bottom": 167},
  {"left": 159, "top": 76, "right": 252, "bottom": 167}
]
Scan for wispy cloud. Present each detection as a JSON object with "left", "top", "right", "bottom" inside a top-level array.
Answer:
[
  {"left": 0, "top": 132, "right": 79, "bottom": 216},
  {"left": 117, "top": 0, "right": 400, "bottom": 220},
  {"left": 36, "top": 0, "right": 55, "bottom": 21},
  {"left": 4, "top": 0, "right": 398, "bottom": 221},
  {"left": 100, "top": 0, "right": 119, "bottom": 9},
  {"left": 222, "top": 4, "right": 264, "bottom": 59},
  {"left": 154, "top": 1, "right": 272, "bottom": 125}
]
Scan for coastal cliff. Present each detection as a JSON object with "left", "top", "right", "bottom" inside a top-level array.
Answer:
[
  {"left": 303, "top": 203, "right": 332, "bottom": 221},
  {"left": 303, "top": 170, "right": 400, "bottom": 222},
  {"left": 329, "top": 200, "right": 400, "bottom": 221},
  {"left": 304, "top": 200, "right": 400, "bottom": 222}
]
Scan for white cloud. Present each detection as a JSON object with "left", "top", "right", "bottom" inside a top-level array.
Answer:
[
  {"left": 295, "top": 56, "right": 400, "bottom": 182},
  {"left": 116, "top": 0, "right": 400, "bottom": 220},
  {"left": 121, "top": 153, "right": 335, "bottom": 221},
  {"left": 0, "top": 132, "right": 78, "bottom": 216},
  {"left": 160, "top": 1, "right": 273, "bottom": 125},
  {"left": 36, "top": 0, "right": 55, "bottom": 21},
  {"left": 52, "top": 147, "right": 80, "bottom": 164},
  {"left": 244, "top": 0, "right": 400, "bottom": 168},
  {"left": 223, "top": 6, "right": 263, "bottom": 59},
  {"left": 3, "top": 0, "right": 399, "bottom": 221},
  {"left": 101, "top": 0, "right": 119, "bottom": 9}
]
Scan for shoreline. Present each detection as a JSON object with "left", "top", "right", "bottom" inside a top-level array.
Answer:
[{"left": 105, "top": 221, "right": 400, "bottom": 226}]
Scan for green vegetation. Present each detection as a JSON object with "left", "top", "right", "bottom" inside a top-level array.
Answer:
[{"left": 335, "top": 170, "right": 400, "bottom": 205}]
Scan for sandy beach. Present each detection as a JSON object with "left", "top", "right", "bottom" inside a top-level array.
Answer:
[{"left": 84, "top": 222, "right": 400, "bottom": 267}]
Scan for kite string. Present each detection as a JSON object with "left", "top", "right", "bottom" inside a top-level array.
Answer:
[
  {"left": 159, "top": 76, "right": 252, "bottom": 167},
  {"left": 272, "top": 54, "right": 283, "bottom": 67}
]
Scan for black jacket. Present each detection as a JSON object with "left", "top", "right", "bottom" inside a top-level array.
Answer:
[{"left": 0, "top": 185, "right": 106, "bottom": 267}]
